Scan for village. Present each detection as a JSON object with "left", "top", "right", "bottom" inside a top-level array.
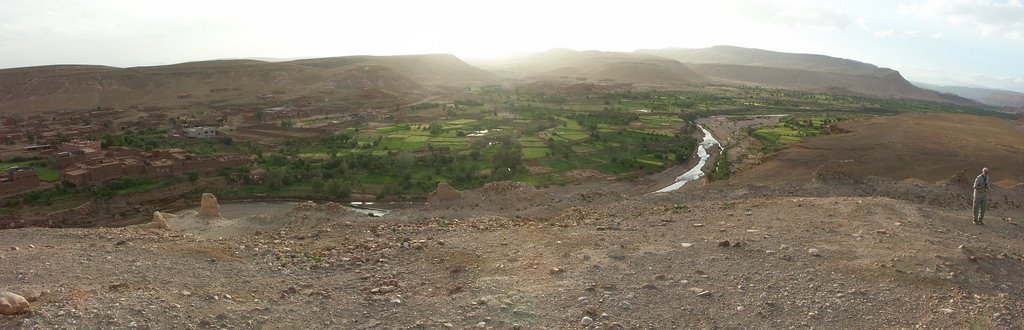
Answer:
[
  {"left": 0, "top": 106, "right": 265, "bottom": 197},
  {"left": 0, "top": 97, "right": 417, "bottom": 200}
]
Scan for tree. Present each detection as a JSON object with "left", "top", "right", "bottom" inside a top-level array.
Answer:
[
  {"left": 57, "top": 132, "right": 70, "bottom": 143},
  {"left": 311, "top": 179, "right": 325, "bottom": 193},
  {"left": 492, "top": 145, "right": 524, "bottom": 173},
  {"left": 325, "top": 179, "right": 350, "bottom": 198},
  {"left": 266, "top": 168, "right": 289, "bottom": 190},
  {"left": 397, "top": 152, "right": 415, "bottom": 175},
  {"left": 428, "top": 122, "right": 445, "bottom": 136}
]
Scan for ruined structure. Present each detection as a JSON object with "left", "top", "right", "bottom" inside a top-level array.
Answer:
[
  {"left": 198, "top": 193, "right": 221, "bottom": 218},
  {"left": 427, "top": 182, "right": 462, "bottom": 203}
]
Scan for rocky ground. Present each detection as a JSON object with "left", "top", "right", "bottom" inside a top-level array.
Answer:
[{"left": 2, "top": 179, "right": 1024, "bottom": 329}]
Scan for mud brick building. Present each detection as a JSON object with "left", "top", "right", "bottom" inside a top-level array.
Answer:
[
  {"left": 51, "top": 140, "right": 104, "bottom": 169},
  {"left": 61, "top": 147, "right": 250, "bottom": 187},
  {"left": 0, "top": 167, "right": 39, "bottom": 195}
]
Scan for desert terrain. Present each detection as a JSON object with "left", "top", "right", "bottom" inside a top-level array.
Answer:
[
  {"left": 735, "top": 113, "right": 1024, "bottom": 186},
  {"left": 3, "top": 112, "right": 1024, "bottom": 328},
  {"left": 1, "top": 44, "right": 1023, "bottom": 329}
]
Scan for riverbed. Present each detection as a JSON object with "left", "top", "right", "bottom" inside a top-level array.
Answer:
[{"left": 655, "top": 124, "right": 722, "bottom": 192}]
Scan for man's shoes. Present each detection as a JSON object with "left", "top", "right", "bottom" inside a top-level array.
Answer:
[{"left": 973, "top": 220, "right": 982, "bottom": 225}]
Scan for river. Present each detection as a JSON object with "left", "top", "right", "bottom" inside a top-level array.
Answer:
[
  {"left": 174, "top": 124, "right": 720, "bottom": 213},
  {"left": 655, "top": 124, "right": 722, "bottom": 192}
]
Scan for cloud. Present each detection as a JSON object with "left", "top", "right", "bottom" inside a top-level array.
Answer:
[
  {"left": 857, "top": 18, "right": 922, "bottom": 38},
  {"left": 730, "top": 0, "right": 852, "bottom": 30},
  {"left": 775, "top": 6, "right": 852, "bottom": 29},
  {"left": 900, "top": 0, "right": 1024, "bottom": 39}
]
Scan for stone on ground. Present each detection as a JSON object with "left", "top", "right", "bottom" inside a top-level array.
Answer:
[{"left": 0, "top": 292, "right": 30, "bottom": 315}]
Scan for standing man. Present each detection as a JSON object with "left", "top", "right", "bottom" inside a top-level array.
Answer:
[{"left": 972, "top": 168, "right": 990, "bottom": 225}]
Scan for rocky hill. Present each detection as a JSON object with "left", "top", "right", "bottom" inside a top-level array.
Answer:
[
  {"left": 735, "top": 113, "right": 1024, "bottom": 186},
  {"left": 0, "top": 47, "right": 994, "bottom": 113},
  {"left": 638, "top": 45, "right": 881, "bottom": 75},
  {"left": 478, "top": 49, "right": 708, "bottom": 86},
  {"left": 0, "top": 54, "right": 495, "bottom": 113},
  {"left": 639, "top": 46, "right": 976, "bottom": 105},
  {"left": 288, "top": 54, "right": 496, "bottom": 85}
]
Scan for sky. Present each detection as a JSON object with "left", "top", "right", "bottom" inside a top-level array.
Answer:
[{"left": 1, "top": 0, "right": 1023, "bottom": 92}]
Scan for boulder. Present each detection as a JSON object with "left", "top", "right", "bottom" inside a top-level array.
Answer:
[
  {"left": 0, "top": 291, "right": 30, "bottom": 315},
  {"left": 152, "top": 211, "right": 173, "bottom": 229},
  {"left": 129, "top": 211, "right": 173, "bottom": 229},
  {"left": 198, "top": 193, "right": 222, "bottom": 218}
]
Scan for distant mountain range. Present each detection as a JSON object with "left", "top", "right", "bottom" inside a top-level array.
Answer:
[
  {"left": 911, "top": 82, "right": 1024, "bottom": 108},
  {"left": 0, "top": 54, "right": 495, "bottom": 113},
  {"left": 476, "top": 48, "right": 707, "bottom": 86},
  {"left": 0, "top": 46, "right": 990, "bottom": 113},
  {"left": 479, "top": 45, "right": 975, "bottom": 106},
  {"left": 638, "top": 46, "right": 955, "bottom": 102}
]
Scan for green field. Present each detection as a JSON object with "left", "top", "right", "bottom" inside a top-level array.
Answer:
[
  {"left": 750, "top": 114, "right": 856, "bottom": 153},
  {"left": 523, "top": 148, "right": 550, "bottom": 159},
  {"left": 447, "top": 119, "right": 478, "bottom": 125},
  {"left": 0, "top": 160, "right": 60, "bottom": 181},
  {"left": 0, "top": 82, "right": 1007, "bottom": 211}
]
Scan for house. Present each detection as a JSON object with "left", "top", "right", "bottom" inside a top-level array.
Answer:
[
  {"left": 60, "top": 146, "right": 250, "bottom": 187},
  {"left": 0, "top": 167, "right": 39, "bottom": 195},
  {"left": 62, "top": 140, "right": 101, "bottom": 154},
  {"left": 51, "top": 150, "right": 89, "bottom": 169},
  {"left": 183, "top": 127, "right": 216, "bottom": 138}
]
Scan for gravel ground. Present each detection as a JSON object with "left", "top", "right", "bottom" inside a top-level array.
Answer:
[{"left": 3, "top": 181, "right": 1023, "bottom": 329}]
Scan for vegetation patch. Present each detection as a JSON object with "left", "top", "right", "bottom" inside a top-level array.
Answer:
[
  {"left": 748, "top": 114, "right": 853, "bottom": 153},
  {"left": 522, "top": 148, "right": 550, "bottom": 159},
  {"left": 0, "top": 159, "right": 60, "bottom": 181}
]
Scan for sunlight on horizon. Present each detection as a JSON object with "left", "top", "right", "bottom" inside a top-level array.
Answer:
[{"left": 1, "top": 0, "right": 1023, "bottom": 91}]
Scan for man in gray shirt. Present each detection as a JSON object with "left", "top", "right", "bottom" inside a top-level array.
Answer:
[{"left": 972, "top": 168, "right": 990, "bottom": 225}]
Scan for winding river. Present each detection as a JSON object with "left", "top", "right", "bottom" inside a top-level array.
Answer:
[{"left": 655, "top": 124, "right": 722, "bottom": 193}]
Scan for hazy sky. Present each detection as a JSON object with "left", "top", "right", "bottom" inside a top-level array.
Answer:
[{"left": 2, "top": 0, "right": 1023, "bottom": 91}]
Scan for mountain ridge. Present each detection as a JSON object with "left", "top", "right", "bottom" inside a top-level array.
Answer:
[
  {"left": 913, "top": 81, "right": 1024, "bottom": 108},
  {"left": 0, "top": 46, "right": 992, "bottom": 113},
  {"left": 636, "top": 45, "right": 974, "bottom": 105},
  {"left": 0, "top": 54, "right": 495, "bottom": 113},
  {"left": 476, "top": 49, "right": 708, "bottom": 85}
]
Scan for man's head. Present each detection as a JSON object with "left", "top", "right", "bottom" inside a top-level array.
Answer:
[{"left": 982, "top": 167, "right": 990, "bottom": 175}]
